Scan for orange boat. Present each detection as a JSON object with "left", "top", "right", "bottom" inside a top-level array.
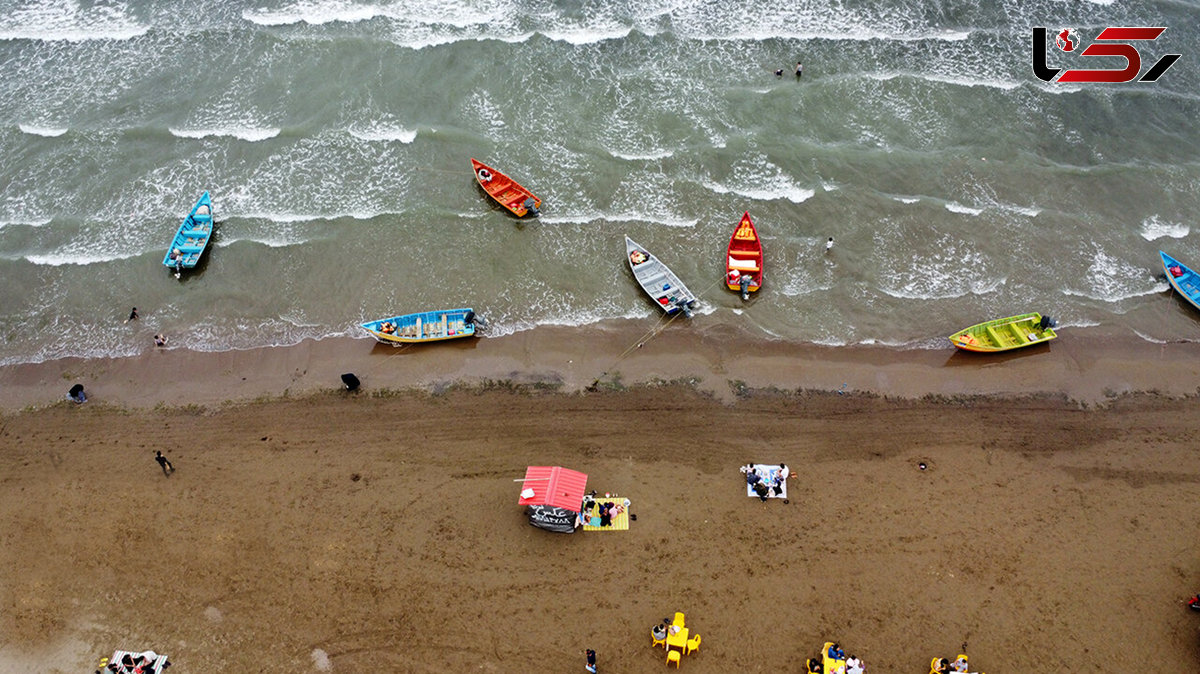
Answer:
[
  {"left": 471, "top": 158, "right": 541, "bottom": 217},
  {"left": 725, "top": 211, "right": 762, "bottom": 299}
]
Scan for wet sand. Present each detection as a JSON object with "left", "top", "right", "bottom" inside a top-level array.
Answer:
[{"left": 2, "top": 324, "right": 1200, "bottom": 672}]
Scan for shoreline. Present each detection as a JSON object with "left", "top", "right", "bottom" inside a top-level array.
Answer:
[{"left": 2, "top": 320, "right": 1200, "bottom": 411}]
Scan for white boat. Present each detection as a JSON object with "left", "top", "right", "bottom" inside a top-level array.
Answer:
[{"left": 625, "top": 236, "right": 698, "bottom": 317}]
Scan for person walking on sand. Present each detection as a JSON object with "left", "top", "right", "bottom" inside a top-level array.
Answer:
[
  {"left": 584, "top": 648, "right": 597, "bottom": 673},
  {"left": 125, "top": 307, "right": 139, "bottom": 323},
  {"left": 155, "top": 450, "right": 175, "bottom": 477}
]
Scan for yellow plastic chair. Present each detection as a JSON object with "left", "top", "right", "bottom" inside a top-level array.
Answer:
[
  {"left": 686, "top": 633, "right": 701, "bottom": 655},
  {"left": 672, "top": 612, "right": 685, "bottom": 628},
  {"left": 651, "top": 629, "right": 666, "bottom": 649},
  {"left": 666, "top": 650, "right": 681, "bottom": 668}
]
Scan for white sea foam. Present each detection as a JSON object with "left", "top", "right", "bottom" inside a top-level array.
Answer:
[
  {"left": 607, "top": 148, "right": 674, "bottom": 161},
  {"left": 541, "top": 25, "right": 633, "bottom": 45},
  {"left": 237, "top": 210, "right": 384, "bottom": 223},
  {"left": 1132, "top": 330, "right": 1167, "bottom": 345},
  {"left": 243, "top": 2, "right": 386, "bottom": 27},
  {"left": 23, "top": 249, "right": 141, "bottom": 267},
  {"left": 348, "top": 125, "right": 418, "bottom": 143},
  {"left": 169, "top": 127, "right": 281, "bottom": 142},
  {"left": 701, "top": 180, "right": 813, "bottom": 204},
  {"left": 539, "top": 211, "right": 697, "bottom": 228},
  {"left": 0, "top": 0, "right": 148, "bottom": 43},
  {"left": 1139, "top": 215, "right": 1188, "bottom": 241},
  {"left": 1061, "top": 249, "right": 1167, "bottom": 303},
  {"left": 944, "top": 201, "right": 983, "bottom": 216},
  {"left": 18, "top": 124, "right": 68, "bottom": 137},
  {"left": 893, "top": 197, "right": 920, "bottom": 204},
  {"left": 0, "top": 217, "right": 53, "bottom": 229},
  {"left": 216, "top": 235, "right": 310, "bottom": 249}
]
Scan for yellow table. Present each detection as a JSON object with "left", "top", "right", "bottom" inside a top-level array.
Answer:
[{"left": 667, "top": 627, "right": 689, "bottom": 653}]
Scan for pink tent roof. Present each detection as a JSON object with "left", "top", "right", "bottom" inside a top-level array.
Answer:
[{"left": 518, "top": 466, "right": 588, "bottom": 511}]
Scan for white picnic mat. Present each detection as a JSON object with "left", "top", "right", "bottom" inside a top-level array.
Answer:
[
  {"left": 741, "top": 464, "right": 788, "bottom": 498},
  {"left": 108, "top": 650, "right": 169, "bottom": 674}
]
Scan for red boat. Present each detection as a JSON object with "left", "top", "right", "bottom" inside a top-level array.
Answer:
[
  {"left": 471, "top": 158, "right": 541, "bottom": 217},
  {"left": 725, "top": 212, "right": 762, "bottom": 299}
]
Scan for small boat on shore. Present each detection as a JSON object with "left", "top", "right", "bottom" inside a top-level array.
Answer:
[
  {"left": 162, "top": 192, "right": 213, "bottom": 278},
  {"left": 471, "top": 158, "right": 540, "bottom": 217},
  {"left": 625, "top": 236, "right": 698, "bottom": 317},
  {"left": 725, "top": 211, "right": 762, "bottom": 300},
  {"left": 949, "top": 312, "right": 1056, "bottom": 352},
  {"left": 361, "top": 308, "right": 481, "bottom": 345},
  {"left": 1160, "top": 251, "right": 1200, "bottom": 312}
]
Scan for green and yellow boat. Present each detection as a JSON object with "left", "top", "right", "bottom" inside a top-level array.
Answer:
[{"left": 949, "top": 312, "right": 1056, "bottom": 352}]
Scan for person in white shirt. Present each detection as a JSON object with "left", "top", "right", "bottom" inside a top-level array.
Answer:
[
  {"left": 845, "top": 655, "right": 865, "bottom": 674},
  {"left": 771, "top": 464, "right": 790, "bottom": 496}
]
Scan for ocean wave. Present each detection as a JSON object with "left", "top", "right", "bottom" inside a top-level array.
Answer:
[
  {"left": 1132, "top": 330, "right": 1167, "bottom": 345},
  {"left": 243, "top": 2, "right": 388, "bottom": 27},
  {"left": 215, "top": 235, "right": 311, "bottom": 249},
  {"left": 347, "top": 125, "right": 418, "bottom": 143},
  {"left": 541, "top": 25, "right": 634, "bottom": 45},
  {"left": 539, "top": 211, "right": 698, "bottom": 228},
  {"left": 891, "top": 196, "right": 920, "bottom": 204},
  {"left": 865, "top": 71, "right": 1021, "bottom": 91},
  {"left": 0, "top": 0, "right": 148, "bottom": 43},
  {"left": 1140, "top": 215, "right": 1188, "bottom": 241},
  {"left": 22, "top": 249, "right": 141, "bottom": 267},
  {"left": 944, "top": 201, "right": 983, "bottom": 216},
  {"left": 1061, "top": 283, "right": 1168, "bottom": 303},
  {"left": 169, "top": 127, "right": 281, "bottom": 142},
  {"left": 0, "top": 217, "right": 53, "bottom": 229},
  {"left": 606, "top": 148, "right": 674, "bottom": 161},
  {"left": 236, "top": 210, "right": 386, "bottom": 223},
  {"left": 701, "top": 180, "right": 813, "bottom": 204},
  {"left": 1061, "top": 249, "right": 1167, "bottom": 302},
  {"left": 18, "top": 124, "right": 68, "bottom": 137}
]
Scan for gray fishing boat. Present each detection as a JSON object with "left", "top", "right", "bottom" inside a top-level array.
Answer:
[{"left": 625, "top": 236, "right": 698, "bottom": 317}]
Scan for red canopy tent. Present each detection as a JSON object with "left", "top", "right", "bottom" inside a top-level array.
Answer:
[{"left": 518, "top": 466, "right": 588, "bottom": 533}]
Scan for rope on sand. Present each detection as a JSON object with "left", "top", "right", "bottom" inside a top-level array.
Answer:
[{"left": 587, "top": 275, "right": 730, "bottom": 391}]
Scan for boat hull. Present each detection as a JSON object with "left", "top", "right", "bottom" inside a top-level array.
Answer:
[
  {"left": 725, "top": 211, "right": 762, "bottom": 295},
  {"left": 361, "top": 308, "right": 478, "bottom": 345},
  {"left": 471, "top": 158, "right": 541, "bottom": 217},
  {"left": 626, "top": 236, "right": 698, "bottom": 315},
  {"left": 162, "top": 192, "right": 213, "bottom": 274},
  {"left": 949, "top": 312, "right": 1056, "bottom": 352},
  {"left": 1160, "top": 251, "right": 1200, "bottom": 312}
]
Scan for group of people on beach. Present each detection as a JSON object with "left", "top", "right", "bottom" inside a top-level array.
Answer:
[
  {"left": 805, "top": 643, "right": 866, "bottom": 673},
  {"left": 742, "top": 463, "right": 788, "bottom": 501}
]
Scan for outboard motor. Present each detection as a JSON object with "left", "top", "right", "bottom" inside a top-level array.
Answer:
[
  {"left": 679, "top": 299, "right": 696, "bottom": 318},
  {"left": 1039, "top": 315, "right": 1056, "bottom": 330},
  {"left": 465, "top": 310, "right": 487, "bottom": 331},
  {"left": 739, "top": 274, "right": 752, "bottom": 301},
  {"left": 523, "top": 198, "right": 540, "bottom": 217}
]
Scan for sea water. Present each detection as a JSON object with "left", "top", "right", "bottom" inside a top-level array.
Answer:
[{"left": 0, "top": 0, "right": 1197, "bottom": 365}]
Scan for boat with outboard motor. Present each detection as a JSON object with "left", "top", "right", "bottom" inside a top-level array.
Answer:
[
  {"left": 361, "top": 308, "right": 482, "bottom": 345},
  {"left": 725, "top": 211, "right": 762, "bottom": 300},
  {"left": 471, "top": 158, "right": 540, "bottom": 217},
  {"left": 949, "top": 312, "right": 1056, "bottom": 352},
  {"left": 625, "top": 236, "right": 698, "bottom": 317},
  {"left": 162, "top": 192, "right": 213, "bottom": 278}
]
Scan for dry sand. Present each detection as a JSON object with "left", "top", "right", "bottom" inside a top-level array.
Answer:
[{"left": 2, "top": 324, "right": 1200, "bottom": 672}]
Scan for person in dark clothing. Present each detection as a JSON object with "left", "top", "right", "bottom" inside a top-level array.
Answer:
[
  {"left": 753, "top": 481, "right": 770, "bottom": 502},
  {"left": 584, "top": 648, "right": 597, "bottom": 673},
  {"left": 155, "top": 450, "right": 175, "bottom": 476},
  {"left": 126, "top": 307, "right": 139, "bottom": 323},
  {"left": 68, "top": 384, "right": 87, "bottom": 404}
]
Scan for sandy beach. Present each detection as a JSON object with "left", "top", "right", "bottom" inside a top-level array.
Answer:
[{"left": 2, "top": 324, "right": 1200, "bottom": 672}]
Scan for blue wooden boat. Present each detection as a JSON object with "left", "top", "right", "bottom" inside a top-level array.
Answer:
[
  {"left": 1161, "top": 251, "right": 1200, "bottom": 312},
  {"left": 163, "top": 192, "right": 213, "bottom": 277},
  {"left": 361, "top": 308, "right": 481, "bottom": 345}
]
